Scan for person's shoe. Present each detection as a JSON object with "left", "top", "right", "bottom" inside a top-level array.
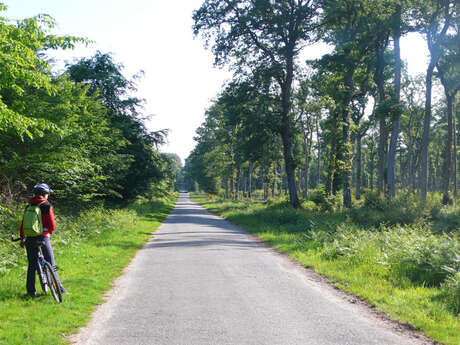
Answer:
[
  {"left": 27, "top": 292, "right": 37, "bottom": 299},
  {"left": 60, "top": 287, "right": 68, "bottom": 294}
]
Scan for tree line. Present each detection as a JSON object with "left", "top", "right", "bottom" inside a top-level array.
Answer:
[
  {"left": 185, "top": 0, "right": 459, "bottom": 208},
  {"left": 0, "top": 5, "right": 181, "bottom": 207}
]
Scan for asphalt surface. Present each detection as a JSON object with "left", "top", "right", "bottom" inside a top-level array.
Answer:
[{"left": 72, "top": 193, "right": 426, "bottom": 345}]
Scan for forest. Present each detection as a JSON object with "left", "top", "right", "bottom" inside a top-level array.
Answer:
[
  {"left": 186, "top": 0, "right": 459, "bottom": 209},
  {"left": 0, "top": 5, "right": 182, "bottom": 207}
]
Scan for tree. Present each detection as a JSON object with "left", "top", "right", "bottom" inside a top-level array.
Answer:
[
  {"left": 315, "top": 0, "right": 380, "bottom": 207},
  {"left": 67, "top": 52, "right": 169, "bottom": 200},
  {"left": 436, "top": 23, "right": 460, "bottom": 204},
  {"left": 0, "top": 4, "right": 85, "bottom": 138},
  {"left": 416, "top": 0, "right": 458, "bottom": 200},
  {"left": 193, "top": 0, "right": 320, "bottom": 208}
]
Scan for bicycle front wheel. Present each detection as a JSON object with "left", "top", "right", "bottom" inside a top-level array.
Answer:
[
  {"left": 44, "top": 262, "right": 62, "bottom": 303},
  {"left": 37, "top": 260, "right": 48, "bottom": 295}
]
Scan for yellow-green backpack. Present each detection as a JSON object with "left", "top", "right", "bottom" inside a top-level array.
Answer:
[{"left": 23, "top": 202, "right": 45, "bottom": 237}]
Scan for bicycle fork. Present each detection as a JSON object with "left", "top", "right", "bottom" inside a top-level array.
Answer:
[{"left": 37, "top": 255, "right": 48, "bottom": 285}]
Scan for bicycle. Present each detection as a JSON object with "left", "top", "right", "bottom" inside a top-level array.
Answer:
[{"left": 11, "top": 234, "right": 63, "bottom": 303}]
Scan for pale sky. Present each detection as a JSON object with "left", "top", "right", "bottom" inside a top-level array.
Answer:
[{"left": 4, "top": 1, "right": 430, "bottom": 163}]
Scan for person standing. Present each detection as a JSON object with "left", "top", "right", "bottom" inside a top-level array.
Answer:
[{"left": 19, "top": 183, "right": 67, "bottom": 297}]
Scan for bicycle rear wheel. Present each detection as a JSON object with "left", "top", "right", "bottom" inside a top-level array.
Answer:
[
  {"left": 37, "top": 260, "right": 48, "bottom": 295},
  {"left": 44, "top": 262, "right": 62, "bottom": 303}
]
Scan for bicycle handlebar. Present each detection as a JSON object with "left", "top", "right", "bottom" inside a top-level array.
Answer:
[{"left": 11, "top": 233, "right": 22, "bottom": 242}]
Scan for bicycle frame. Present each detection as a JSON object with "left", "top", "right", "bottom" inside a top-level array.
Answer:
[{"left": 11, "top": 234, "right": 62, "bottom": 303}]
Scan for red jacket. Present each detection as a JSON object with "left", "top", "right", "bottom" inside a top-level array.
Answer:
[{"left": 19, "top": 197, "right": 56, "bottom": 238}]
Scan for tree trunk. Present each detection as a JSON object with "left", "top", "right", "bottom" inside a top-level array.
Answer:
[
  {"left": 316, "top": 116, "right": 321, "bottom": 188},
  {"left": 442, "top": 94, "right": 454, "bottom": 204},
  {"left": 370, "top": 151, "right": 375, "bottom": 190},
  {"left": 298, "top": 168, "right": 303, "bottom": 194},
  {"left": 230, "top": 174, "right": 234, "bottom": 198},
  {"left": 407, "top": 134, "right": 414, "bottom": 191},
  {"left": 303, "top": 129, "right": 311, "bottom": 199},
  {"left": 356, "top": 134, "right": 363, "bottom": 200},
  {"left": 279, "top": 54, "right": 300, "bottom": 208},
  {"left": 420, "top": 62, "right": 436, "bottom": 200},
  {"left": 262, "top": 166, "right": 268, "bottom": 200},
  {"left": 387, "top": 9, "right": 401, "bottom": 198},
  {"left": 375, "top": 42, "right": 388, "bottom": 194},
  {"left": 327, "top": 113, "right": 339, "bottom": 195},
  {"left": 235, "top": 166, "right": 241, "bottom": 200},
  {"left": 248, "top": 162, "right": 253, "bottom": 199},
  {"left": 342, "top": 68, "right": 355, "bottom": 208},
  {"left": 454, "top": 107, "right": 458, "bottom": 197}
]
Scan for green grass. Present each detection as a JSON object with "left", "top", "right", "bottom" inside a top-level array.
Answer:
[
  {"left": 192, "top": 193, "right": 459, "bottom": 345},
  {"left": 0, "top": 195, "right": 176, "bottom": 345}
]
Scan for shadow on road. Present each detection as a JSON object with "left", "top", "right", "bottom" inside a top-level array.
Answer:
[{"left": 145, "top": 198, "right": 264, "bottom": 251}]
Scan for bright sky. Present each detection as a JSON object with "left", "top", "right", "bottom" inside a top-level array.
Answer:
[{"left": 5, "top": 1, "right": 430, "bottom": 163}]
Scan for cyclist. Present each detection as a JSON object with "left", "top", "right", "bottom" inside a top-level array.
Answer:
[{"left": 19, "top": 183, "right": 67, "bottom": 298}]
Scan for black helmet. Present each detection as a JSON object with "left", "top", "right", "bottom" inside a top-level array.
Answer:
[{"left": 33, "top": 183, "right": 53, "bottom": 195}]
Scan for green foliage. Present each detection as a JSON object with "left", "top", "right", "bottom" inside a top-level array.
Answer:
[
  {"left": 163, "top": 153, "right": 184, "bottom": 191},
  {"left": 66, "top": 52, "right": 169, "bottom": 201},
  {"left": 319, "top": 221, "right": 459, "bottom": 287},
  {"left": 351, "top": 191, "right": 429, "bottom": 227},
  {"left": 379, "top": 225, "right": 459, "bottom": 287},
  {"left": 308, "top": 185, "right": 342, "bottom": 212},
  {"left": 433, "top": 205, "right": 460, "bottom": 233},
  {"left": 0, "top": 7, "right": 86, "bottom": 138},
  {"left": 0, "top": 9, "right": 177, "bottom": 205},
  {"left": 442, "top": 272, "right": 460, "bottom": 315}
]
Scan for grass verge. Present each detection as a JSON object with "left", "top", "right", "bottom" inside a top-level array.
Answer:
[
  {"left": 191, "top": 193, "right": 459, "bottom": 345},
  {"left": 0, "top": 195, "right": 176, "bottom": 345}
]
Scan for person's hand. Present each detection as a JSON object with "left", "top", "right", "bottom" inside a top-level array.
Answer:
[{"left": 19, "top": 239, "right": 25, "bottom": 248}]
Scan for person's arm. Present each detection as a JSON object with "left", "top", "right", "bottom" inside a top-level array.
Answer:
[
  {"left": 41, "top": 203, "right": 56, "bottom": 236},
  {"left": 19, "top": 219, "right": 24, "bottom": 238},
  {"left": 19, "top": 219, "right": 25, "bottom": 247}
]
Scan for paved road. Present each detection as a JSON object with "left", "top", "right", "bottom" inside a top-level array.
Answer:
[{"left": 73, "top": 193, "right": 426, "bottom": 345}]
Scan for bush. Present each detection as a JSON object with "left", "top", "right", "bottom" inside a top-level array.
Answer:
[
  {"left": 363, "top": 190, "right": 387, "bottom": 211},
  {"left": 432, "top": 204, "right": 460, "bottom": 233},
  {"left": 301, "top": 200, "right": 318, "bottom": 212},
  {"left": 351, "top": 191, "right": 427, "bottom": 227},
  {"left": 308, "top": 185, "right": 342, "bottom": 212},
  {"left": 381, "top": 225, "right": 459, "bottom": 287},
  {"left": 321, "top": 223, "right": 374, "bottom": 262},
  {"left": 442, "top": 272, "right": 460, "bottom": 315},
  {"left": 317, "top": 221, "right": 459, "bottom": 287}
]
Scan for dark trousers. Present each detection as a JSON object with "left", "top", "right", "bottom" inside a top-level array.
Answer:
[{"left": 25, "top": 236, "right": 63, "bottom": 295}]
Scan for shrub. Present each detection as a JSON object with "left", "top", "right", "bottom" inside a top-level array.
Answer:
[
  {"left": 352, "top": 191, "right": 427, "bottom": 227},
  {"left": 432, "top": 204, "right": 460, "bottom": 233},
  {"left": 442, "top": 272, "right": 460, "bottom": 315},
  {"left": 317, "top": 221, "right": 459, "bottom": 287},
  {"left": 322, "top": 223, "right": 372, "bottom": 261},
  {"left": 301, "top": 200, "right": 318, "bottom": 212},
  {"left": 381, "top": 225, "right": 459, "bottom": 286},
  {"left": 363, "top": 190, "right": 387, "bottom": 211},
  {"left": 308, "top": 185, "right": 342, "bottom": 212}
]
